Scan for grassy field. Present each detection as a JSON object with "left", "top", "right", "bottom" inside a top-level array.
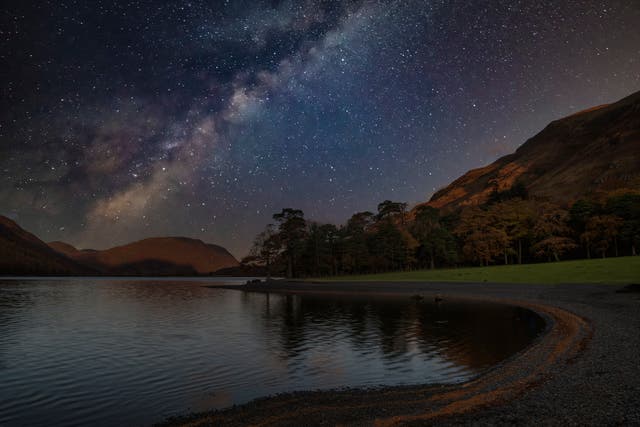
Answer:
[{"left": 313, "top": 256, "right": 640, "bottom": 284}]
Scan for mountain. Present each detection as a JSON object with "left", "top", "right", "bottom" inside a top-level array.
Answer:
[
  {"left": 47, "top": 241, "right": 84, "bottom": 257},
  {"left": 48, "top": 237, "right": 239, "bottom": 276},
  {"left": 0, "top": 216, "right": 95, "bottom": 275},
  {"left": 425, "top": 91, "right": 640, "bottom": 210},
  {"left": 0, "top": 215, "right": 239, "bottom": 276}
]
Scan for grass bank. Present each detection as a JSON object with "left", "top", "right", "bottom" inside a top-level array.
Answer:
[{"left": 312, "top": 256, "right": 640, "bottom": 284}]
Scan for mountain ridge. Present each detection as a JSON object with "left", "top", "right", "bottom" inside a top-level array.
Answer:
[
  {"left": 0, "top": 216, "right": 96, "bottom": 275},
  {"left": 47, "top": 237, "right": 239, "bottom": 275},
  {"left": 0, "top": 215, "right": 239, "bottom": 276},
  {"left": 424, "top": 90, "right": 640, "bottom": 210}
]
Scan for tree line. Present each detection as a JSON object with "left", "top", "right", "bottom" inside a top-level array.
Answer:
[{"left": 245, "top": 186, "right": 640, "bottom": 278}]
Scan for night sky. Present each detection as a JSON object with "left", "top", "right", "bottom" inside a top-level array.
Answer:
[{"left": 1, "top": 1, "right": 639, "bottom": 257}]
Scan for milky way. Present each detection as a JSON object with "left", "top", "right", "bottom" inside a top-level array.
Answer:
[{"left": 1, "top": 0, "right": 639, "bottom": 256}]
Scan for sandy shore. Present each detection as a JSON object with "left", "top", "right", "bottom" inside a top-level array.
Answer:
[{"left": 162, "top": 281, "right": 640, "bottom": 426}]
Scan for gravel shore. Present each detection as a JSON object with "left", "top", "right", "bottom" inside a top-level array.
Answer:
[{"left": 163, "top": 281, "right": 640, "bottom": 426}]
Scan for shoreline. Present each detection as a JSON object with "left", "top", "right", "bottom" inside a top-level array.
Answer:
[{"left": 161, "top": 281, "right": 639, "bottom": 426}]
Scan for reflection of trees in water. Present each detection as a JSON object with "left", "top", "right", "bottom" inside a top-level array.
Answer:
[
  {"left": 414, "top": 302, "right": 544, "bottom": 369},
  {"left": 244, "top": 292, "right": 544, "bottom": 370},
  {"left": 367, "top": 300, "right": 411, "bottom": 357}
]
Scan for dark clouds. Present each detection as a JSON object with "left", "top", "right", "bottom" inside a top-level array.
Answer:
[{"left": 1, "top": 0, "right": 639, "bottom": 256}]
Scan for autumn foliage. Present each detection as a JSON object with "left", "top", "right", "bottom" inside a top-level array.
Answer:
[{"left": 248, "top": 189, "right": 640, "bottom": 278}]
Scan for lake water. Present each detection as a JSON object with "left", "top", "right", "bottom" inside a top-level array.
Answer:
[{"left": 0, "top": 278, "right": 544, "bottom": 426}]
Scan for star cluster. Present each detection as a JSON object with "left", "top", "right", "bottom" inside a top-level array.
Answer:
[{"left": 1, "top": 0, "right": 639, "bottom": 256}]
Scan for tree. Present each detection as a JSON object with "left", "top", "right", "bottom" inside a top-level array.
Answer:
[
  {"left": 341, "top": 211, "right": 375, "bottom": 273},
  {"left": 304, "top": 222, "right": 339, "bottom": 276},
  {"left": 489, "top": 199, "right": 534, "bottom": 264},
  {"left": 346, "top": 211, "right": 376, "bottom": 232},
  {"left": 461, "top": 229, "right": 509, "bottom": 266},
  {"left": 369, "top": 220, "right": 413, "bottom": 271},
  {"left": 455, "top": 207, "right": 507, "bottom": 266},
  {"left": 605, "top": 192, "right": 640, "bottom": 256},
  {"left": 583, "top": 215, "right": 623, "bottom": 258},
  {"left": 376, "top": 200, "right": 408, "bottom": 225},
  {"left": 273, "top": 208, "right": 307, "bottom": 278},
  {"left": 532, "top": 237, "right": 577, "bottom": 262},
  {"left": 411, "top": 205, "right": 457, "bottom": 269},
  {"left": 248, "top": 224, "right": 280, "bottom": 279},
  {"left": 569, "top": 199, "right": 599, "bottom": 258},
  {"left": 532, "top": 203, "right": 575, "bottom": 262},
  {"left": 411, "top": 206, "right": 439, "bottom": 269},
  {"left": 374, "top": 202, "right": 416, "bottom": 270}
]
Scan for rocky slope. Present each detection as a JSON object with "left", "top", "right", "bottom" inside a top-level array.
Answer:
[{"left": 425, "top": 90, "right": 640, "bottom": 210}]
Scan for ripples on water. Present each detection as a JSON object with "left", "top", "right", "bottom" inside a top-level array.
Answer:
[{"left": 0, "top": 278, "right": 544, "bottom": 426}]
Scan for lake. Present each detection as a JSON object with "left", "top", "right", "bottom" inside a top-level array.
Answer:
[{"left": 0, "top": 278, "right": 544, "bottom": 426}]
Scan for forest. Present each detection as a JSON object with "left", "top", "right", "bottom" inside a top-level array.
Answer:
[{"left": 245, "top": 185, "right": 640, "bottom": 278}]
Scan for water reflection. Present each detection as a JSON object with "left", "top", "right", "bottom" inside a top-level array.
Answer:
[
  {"left": 0, "top": 279, "right": 543, "bottom": 427},
  {"left": 242, "top": 293, "right": 542, "bottom": 370}
]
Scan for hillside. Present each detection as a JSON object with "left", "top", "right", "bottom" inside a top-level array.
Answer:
[
  {"left": 48, "top": 237, "right": 239, "bottom": 276},
  {"left": 0, "top": 215, "right": 239, "bottom": 276},
  {"left": 0, "top": 216, "right": 95, "bottom": 275},
  {"left": 425, "top": 91, "right": 640, "bottom": 210}
]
